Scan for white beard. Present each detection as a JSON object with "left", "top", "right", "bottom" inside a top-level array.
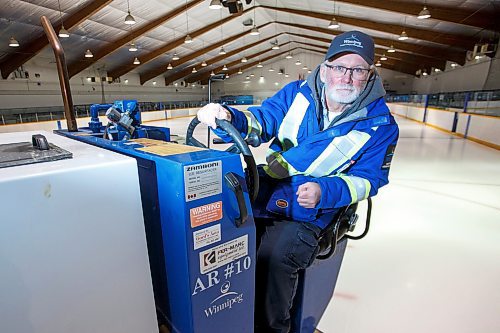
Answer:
[{"left": 326, "top": 83, "right": 362, "bottom": 104}]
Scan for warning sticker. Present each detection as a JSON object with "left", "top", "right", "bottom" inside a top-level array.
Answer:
[
  {"left": 193, "top": 224, "right": 221, "bottom": 250},
  {"left": 190, "top": 201, "right": 223, "bottom": 228},
  {"left": 199, "top": 235, "right": 248, "bottom": 274},
  {"left": 184, "top": 161, "right": 222, "bottom": 202}
]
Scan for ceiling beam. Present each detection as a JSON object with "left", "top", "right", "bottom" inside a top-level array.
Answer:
[
  {"left": 163, "top": 33, "right": 282, "bottom": 86},
  {"left": 141, "top": 22, "right": 273, "bottom": 85},
  {"left": 327, "top": 0, "right": 500, "bottom": 32},
  {"left": 285, "top": 22, "right": 466, "bottom": 65},
  {"left": 184, "top": 43, "right": 291, "bottom": 84},
  {"left": 373, "top": 48, "right": 445, "bottom": 69},
  {"left": 68, "top": 0, "right": 204, "bottom": 78},
  {"left": 108, "top": 7, "right": 252, "bottom": 80},
  {"left": 0, "top": 0, "right": 112, "bottom": 79},
  {"left": 161, "top": 35, "right": 328, "bottom": 86},
  {"left": 195, "top": 47, "right": 297, "bottom": 84},
  {"left": 288, "top": 31, "right": 445, "bottom": 69},
  {"left": 265, "top": 6, "right": 477, "bottom": 50}
]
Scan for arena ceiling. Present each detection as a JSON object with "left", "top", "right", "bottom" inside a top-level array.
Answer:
[{"left": 0, "top": 0, "right": 498, "bottom": 85}]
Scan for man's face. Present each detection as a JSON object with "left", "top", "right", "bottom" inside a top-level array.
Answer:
[{"left": 320, "top": 53, "right": 371, "bottom": 104}]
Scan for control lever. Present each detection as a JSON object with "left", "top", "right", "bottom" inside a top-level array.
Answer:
[
  {"left": 32, "top": 134, "right": 50, "bottom": 150},
  {"left": 224, "top": 172, "right": 248, "bottom": 227}
]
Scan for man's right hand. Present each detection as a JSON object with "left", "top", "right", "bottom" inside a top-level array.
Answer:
[{"left": 197, "top": 103, "right": 232, "bottom": 129}]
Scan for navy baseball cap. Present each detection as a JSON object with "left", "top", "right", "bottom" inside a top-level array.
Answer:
[{"left": 325, "top": 30, "right": 375, "bottom": 65}]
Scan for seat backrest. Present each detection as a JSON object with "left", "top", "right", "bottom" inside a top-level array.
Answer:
[{"left": 316, "top": 202, "right": 359, "bottom": 260}]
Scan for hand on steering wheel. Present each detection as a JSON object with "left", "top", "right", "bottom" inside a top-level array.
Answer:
[{"left": 186, "top": 116, "right": 259, "bottom": 203}]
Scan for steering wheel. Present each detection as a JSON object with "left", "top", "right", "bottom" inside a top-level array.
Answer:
[{"left": 186, "top": 117, "right": 259, "bottom": 203}]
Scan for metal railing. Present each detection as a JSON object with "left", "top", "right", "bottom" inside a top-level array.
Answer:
[
  {"left": 386, "top": 89, "right": 500, "bottom": 117},
  {"left": 0, "top": 100, "right": 209, "bottom": 125}
]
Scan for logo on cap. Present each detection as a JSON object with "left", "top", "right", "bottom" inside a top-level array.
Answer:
[{"left": 340, "top": 34, "right": 363, "bottom": 49}]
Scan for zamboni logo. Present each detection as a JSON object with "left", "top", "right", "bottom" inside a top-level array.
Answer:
[
  {"left": 340, "top": 35, "right": 363, "bottom": 49},
  {"left": 204, "top": 281, "right": 244, "bottom": 317},
  {"left": 186, "top": 162, "right": 220, "bottom": 172}
]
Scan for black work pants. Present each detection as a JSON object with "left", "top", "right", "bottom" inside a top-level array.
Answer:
[{"left": 254, "top": 219, "right": 322, "bottom": 333}]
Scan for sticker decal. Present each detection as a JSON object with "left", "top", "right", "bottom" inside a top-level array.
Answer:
[
  {"left": 190, "top": 201, "right": 223, "bottom": 227},
  {"left": 184, "top": 161, "right": 222, "bottom": 202},
  {"left": 275, "top": 199, "right": 288, "bottom": 208},
  {"left": 193, "top": 224, "right": 221, "bottom": 250},
  {"left": 199, "top": 235, "right": 248, "bottom": 274},
  {"left": 382, "top": 144, "right": 396, "bottom": 169}
]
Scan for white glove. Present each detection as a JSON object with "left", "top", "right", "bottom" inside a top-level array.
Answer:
[{"left": 197, "top": 103, "right": 232, "bottom": 129}]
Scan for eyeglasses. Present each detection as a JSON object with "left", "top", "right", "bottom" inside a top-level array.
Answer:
[{"left": 324, "top": 63, "right": 371, "bottom": 80}]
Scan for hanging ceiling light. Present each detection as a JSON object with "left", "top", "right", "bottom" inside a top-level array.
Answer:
[
  {"left": 84, "top": 49, "right": 93, "bottom": 58},
  {"left": 387, "top": 45, "right": 396, "bottom": 53},
  {"left": 375, "top": 60, "right": 382, "bottom": 67},
  {"left": 250, "top": 26, "right": 260, "bottom": 36},
  {"left": 285, "top": 53, "right": 293, "bottom": 59},
  {"left": 417, "top": 6, "right": 431, "bottom": 19},
  {"left": 57, "top": 0, "right": 69, "bottom": 38},
  {"left": 209, "top": 0, "right": 222, "bottom": 9},
  {"left": 268, "top": 68, "right": 275, "bottom": 72},
  {"left": 241, "top": 57, "right": 248, "bottom": 63},
  {"left": 225, "top": 74, "right": 229, "bottom": 79},
  {"left": 380, "top": 54, "right": 388, "bottom": 61},
  {"left": 245, "top": 75, "right": 250, "bottom": 80},
  {"left": 184, "top": 0, "right": 193, "bottom": 43},
  {"left": 285, "top": 73, "right": 290, "bottom": 78},
  {"left": 172, "top": 52, "right": 180, "bottom": 60},
  {"left": 9, "top": 37, "right": 19, "bottom": 47},
  {"left": 167, "top": 63, "right": 173, "bottom": 70},
  {"left": 133, "top": 57, "right": 140, "bottom": 65},
  {"left": 307, "top": 70, "right": 312, "bottom": 74},
  {"left": 59, "top": 25, "right": 69, "bottom": 38},
  {"left": 295, "top": 59, "right": 301, "bottom": 65},
  {"left": 192, "top": 67, "right": 197, "bottom": 73},
  {"left": 450, "top": 63, "right": 458, "bottom": 68},
  {"left": 219, "top": 46, "right": 226, "bottom": 55},
  {"left": 328, "top": 1, "right": 340, "bottom": 29},
  {"left": 237, "top": 69, "right": 243, "bottom": 74},
  {"left": 128, "top": 42, "right": 138, "bottom": 52},
  {"left": 328, "top": 17, "right": 340, "bottom": 29},
  {"left": 222, "top": 65, "right": 228, "bottom": 71},
  {"left": 271, "top": 39, "right": 280, "bottom": 50},
  {"left": 201, "top": 60, "right": 207, "bottom": 67},
  {"left": 249, "top": 2, "right": 259, "bottom": 35},
  {"left": 398, "top": 30, "right": 408, "bottom": 40},
  {"left": 210, "top": 71, "right": 215, "bottom": 76},
  {"left": 257, "top": 62, "right": 263, "bottom": 68},
  {"left": 422, "top": 70, "right": 428, "bottom": 76},
  {"left": 250, "top": 73, "right": 255, "bottom": 77},
  {"left": 302, "top": 65, "right": 308, "bottom": 70},
  {"left": 124, "top": 0, "right": 136, "bottom": 25}
]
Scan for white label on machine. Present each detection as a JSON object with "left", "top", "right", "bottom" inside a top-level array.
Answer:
[
  {"left": 199, "top": 235, "right": 248, "bottom": 274},
  {"left": 184, "top": 161, "right": 222, "bottom": 202},
  {"left": 193, "top": 224, "right": 221, "bottom": 250}
]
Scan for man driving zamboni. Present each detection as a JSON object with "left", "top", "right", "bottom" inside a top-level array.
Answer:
[{"left": 197, "top": 30, "right": 399, "bottom": 333}]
